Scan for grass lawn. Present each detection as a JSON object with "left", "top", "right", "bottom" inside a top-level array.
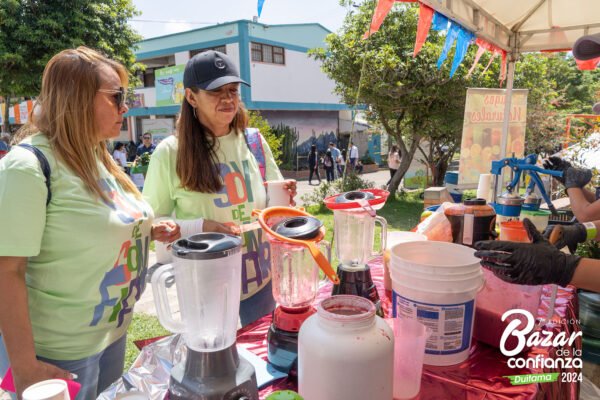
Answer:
[{"left": 125, "top": 193, "right": 424, "bottom": 368}]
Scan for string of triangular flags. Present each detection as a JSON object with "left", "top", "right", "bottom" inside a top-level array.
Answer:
[{"left": 363, "top": 0, "right": 508, "bottom": 83}]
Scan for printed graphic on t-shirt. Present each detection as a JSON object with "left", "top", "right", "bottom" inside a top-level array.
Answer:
[
  {"left": 213, "top": 160, "right": 271, "bottom": 299},
  {"left": 91, "top": 178, "right": 150, "bottom": 328}
]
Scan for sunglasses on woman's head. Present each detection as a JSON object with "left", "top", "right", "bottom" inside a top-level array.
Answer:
[{"left": 98, "top": 87, "right": 127, "bottom": 108}]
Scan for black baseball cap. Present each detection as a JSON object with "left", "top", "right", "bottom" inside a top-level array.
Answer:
[
  {"left": 183, "top": 50, "right": 249, "bottom": 90},
  {"left": 573, "top": 33, "right": 600, "bottom": 61}
]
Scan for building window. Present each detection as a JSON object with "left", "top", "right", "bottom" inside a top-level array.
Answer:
[
  {"left": 190, "top": 45, "right": 227, "bottom": 57},
  {"left": 251, "top": 42, "right": 285, "bottom": 65}
]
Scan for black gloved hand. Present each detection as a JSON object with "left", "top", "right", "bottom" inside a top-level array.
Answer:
[
  {"left": 474, "top": 218, "right": 581, "bottom": 287},
  {"left": 563, "top": 167, "right": 592, "bottom": 190},
  {"left": 542, "top": 223, "right": 587, "bottom": 253},
  {"left": 543, "top": 156, "right": 571, "bottom": 185}
]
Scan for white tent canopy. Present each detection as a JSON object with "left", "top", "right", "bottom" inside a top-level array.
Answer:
[
  {"left": 418, "top": 0, "right": 600, "bottom": 192},
  {"left": 419, "top": 0, "right": 600, "bottom": 53}
]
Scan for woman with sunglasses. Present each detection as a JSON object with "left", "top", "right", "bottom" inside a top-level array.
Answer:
[
  {"left": 0, "top": 47, "right": 180, "bottom": 399},
  {"left": 143, "top": 50, "right": 296, "bottom": 326}
]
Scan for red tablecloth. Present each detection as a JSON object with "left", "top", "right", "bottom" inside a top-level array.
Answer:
[{"left": 235, "top": 257, "right": 580, "bottom": 400}]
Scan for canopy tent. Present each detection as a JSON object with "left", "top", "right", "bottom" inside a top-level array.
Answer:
[{"left": 412, "top": 0, "right": 600, "bottom": 191}]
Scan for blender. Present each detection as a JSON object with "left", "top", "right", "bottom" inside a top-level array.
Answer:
[
  {"left": 324, "top": 189, "right": 389, "bottom": 317},
  {"left": 151, "top": 233, "right": 258, "bottom": 400},
  {"left": 253, "top": 207, "right": 338, "bottom": 373}
]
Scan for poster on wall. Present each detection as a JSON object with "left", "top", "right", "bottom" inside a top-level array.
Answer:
[
  {"left": 155, "top": 65, "right": 185, "bottom": 106},
  {"left": 458, "top": 88, "right": 528, "bottom": 186},
  {"left": 141, "top": 118, "right": 175, "bottom": 146}
]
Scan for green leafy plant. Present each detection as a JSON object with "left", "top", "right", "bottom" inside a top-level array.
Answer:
[
  {"left": 576, "top": 239, "right": 600, "bottom": 260},
  {"left": 138, "top": 152, "right": 151, "bottom": 166},
  {"left": 248, "top": 111, "right": 282, "bottom": 163},
  {"left": 301, "top": 172, "right": 375, "bottom": 210}
]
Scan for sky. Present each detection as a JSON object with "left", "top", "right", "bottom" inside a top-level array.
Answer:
[{"left": 130, "top": 0, "right": 352, "bottom": 39}]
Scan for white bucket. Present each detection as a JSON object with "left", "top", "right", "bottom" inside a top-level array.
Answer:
[{"left": 390, "top": 241, "right": 483, "bottom": 366}]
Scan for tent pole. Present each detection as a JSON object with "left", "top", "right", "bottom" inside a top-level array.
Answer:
[{"left": 496, "top": 57, "right": 516, "bottom": 196}]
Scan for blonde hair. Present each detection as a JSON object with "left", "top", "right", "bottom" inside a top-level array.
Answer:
[{"left": 14, "top": 46, "right": 140, "bottom": 202}]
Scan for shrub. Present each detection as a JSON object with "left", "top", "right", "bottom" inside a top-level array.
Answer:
[{"left": 301, "top": 172, "right": 375, "bottom": 210}]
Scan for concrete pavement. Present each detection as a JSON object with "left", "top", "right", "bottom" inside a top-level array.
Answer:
[{"left": 134, "top": 168, "right": 393, "bottom": 317}]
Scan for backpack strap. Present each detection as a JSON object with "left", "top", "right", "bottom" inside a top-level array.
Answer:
[
  {"left": 244, "top": 128, "right": 266, "bottom": 182},
  {"left": 17, "top": 143, "right": 52, "bottom": 206}
]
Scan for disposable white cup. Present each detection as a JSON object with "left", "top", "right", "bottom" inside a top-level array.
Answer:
[
  {"left": 266, "top": 180, "right": 292, "bottom": 207},
  {"left": 393, "top": 318, "right": 430, "bottom": 399},
  {"left": 22, "top": 379, "right": 69, "bottom": 400}
]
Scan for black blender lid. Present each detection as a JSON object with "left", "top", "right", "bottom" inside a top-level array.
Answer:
[
  {"left": 335, "top": 191, "right": 375, "bottom": 204},
  {"left": 464, "top": 198, "right": 487, "bottom": 206},
  {"left": 171, "top": 233, "right": 242, "bottom": 260},
  {"left": 271, "top": 216, "right": 323, "bottom": 240}
]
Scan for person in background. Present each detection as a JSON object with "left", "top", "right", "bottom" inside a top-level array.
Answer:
[
  {"left": 112, "top": 142, "right": 127, "bottom": 171},
  {"left": 386, "top": 145, "right": 401, "bottom": 186},
  {"left": 355, "top": 159, "right": 364, "bottom": 174},
  {"left": 136, "top": 132, "right": 155, "bottom": 157},
  {"left": 0, "top": 46, "right": 180, "bottom": 399},
  {"left": 337, "top": 149, "right": 346, "bottom": 178},
  {"left": 143, "top": 50, "right": 296, "bottom": 326},
  {"left": 349, "top": 141, "right": 359, "bottom": 170},
  {"left": 126, "top": 140, "right": 137, "bottom": 162},
  {"left": 322, "top": 149, "right": 335, "bottom": 182},
  {"left": 475, "top": 219, "right": 600, "bottom": 292},
  {"left": 327, "top": 142, "right": 341, "bottom": 179},
  {"left": 307, "top": 144, "right": 321, "bottom": 185}
]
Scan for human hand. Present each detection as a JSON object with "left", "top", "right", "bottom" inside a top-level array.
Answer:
[
  {"left": 14, "top": 360, "right": 73, "bottom": 398},
  {"left": 474, "top": 218, "right": 581, "bottom": 286},
  {"left": 284, "top": 179, "right": 297, "bottom": 206},
  {"left": 151, "top": 220, "right": 181, "bottom": 243},
  {"left": 543, "top": 156, "right": 571, "bottom": 185},
  {"left": 203, "top": 219, "right": 241, "bottom": 236},
  {"left": 563, "top": 166, "right": 592, "bottom": 190},
  {"left": 543, "top": 223, "right": 588, "bottom": 253}
]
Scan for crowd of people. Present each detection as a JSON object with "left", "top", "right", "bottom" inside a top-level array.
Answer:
[{"left": 307, "top": 141, "right": 364, "bottom": 185}]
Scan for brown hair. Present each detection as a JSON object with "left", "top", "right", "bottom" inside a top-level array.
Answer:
[
  {"left": 176, "top": 88, "right": 248, "bottom": 192},
  {"left": 13, "top": 46, "right": 140, "bottom": 202}
]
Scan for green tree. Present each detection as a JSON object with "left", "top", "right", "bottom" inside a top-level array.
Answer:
[
  {"left": 311, "top": 1, "right": 471, "bottom": 193},
  {"left": 0, "top": 0, "right": 143, "bottom": 133},
  {"left": 248, "top": 110, "right": 282, "bottom": 163}
]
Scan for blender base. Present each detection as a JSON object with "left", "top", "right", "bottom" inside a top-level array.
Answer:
[
  {"left": 267, "top": 324, "right": 298, "bottom": 374},
  {"left": 332, "top": 264, "right": 384, "bottom": 317},
  {"left": 169, "top": 343, "right": 258, "bottom": 400}
]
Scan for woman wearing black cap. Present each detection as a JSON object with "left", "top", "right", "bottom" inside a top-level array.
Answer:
[{"left": 143, "top": 51, "right": 296, "bottom": 326}]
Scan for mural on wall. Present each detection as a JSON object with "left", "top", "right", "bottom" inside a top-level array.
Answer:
[{"left": 261, "top": 110, "right": 340, "bottom": 169}]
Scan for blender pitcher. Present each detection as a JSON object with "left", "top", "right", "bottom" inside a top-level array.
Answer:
[
  {"left": 334, "top": 209, "right": 387, "bottom": 267},
  {"left": 151, "top": 233, "right": 258, "bottom": 400}
]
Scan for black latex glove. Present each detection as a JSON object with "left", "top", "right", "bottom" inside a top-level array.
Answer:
[
  {"left": 543, "top": 156, "right": 571, "bottom": 185},
  {"left": 542, "top": 223, "right": 587, "bottom": 253},
  {"left": 474, "top": 218, "right": 581, "bottom": 287}
]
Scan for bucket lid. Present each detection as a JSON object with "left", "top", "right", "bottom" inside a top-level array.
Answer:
[
  {"left": 464, "top": 198, "right": 487, "bottom": 206},
  {"left": 271, "top": 216, "right": 323, "bottom": 240},
  {"left": 171, "top": 233, "right": 241, "bottom": 260}
]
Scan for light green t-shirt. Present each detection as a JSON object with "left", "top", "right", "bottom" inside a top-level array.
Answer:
[
  {"left": 143, "top": 130, "right": 283, "bottom": 301},
  {"left": 0, "top": 134, "right": 154, "bottom": 360}
]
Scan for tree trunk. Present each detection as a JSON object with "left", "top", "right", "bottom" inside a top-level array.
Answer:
[
  {"left": 387, "top": 136, "right": 421, "bottom": 194},
  {"left": 2, "top": 95, "right": 10, "bottom": 134}
]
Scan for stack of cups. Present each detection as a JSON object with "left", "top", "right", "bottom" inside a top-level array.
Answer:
[
  {"left": 476, "top": 174, "right": 492, "bottom": 203},
  {"left": 22, "top": 380, "right": 69, "bottom": 400},
  {"left": 392, "top": 318, "right": 431, "bottom": 399},
  {"left": 383, "top": 231, "right": 427, "bottom": 291}
]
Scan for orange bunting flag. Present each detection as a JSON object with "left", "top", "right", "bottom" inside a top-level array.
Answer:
[
  {"left": 363, "top": 0, "right": 418, "bottom": 39},
  {"left": 465, "top": 38, "right": 507, "bottom": 84},
  {"left": 413, "top": 2, "right": 434, "bottom": 57}
]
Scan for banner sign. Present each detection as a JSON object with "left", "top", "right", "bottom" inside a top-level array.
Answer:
[
  {"left": 155, "top": 65, "right": 185, "bottom": 107},
  {"left": 458, "top": 88, "right": 528, "bottom": 185}
]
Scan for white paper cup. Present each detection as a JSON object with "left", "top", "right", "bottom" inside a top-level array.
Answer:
[
  {"left": 266, "top": 180, "right": 291, "bottom": 207},
  {"left": 22, "top": 379, "right": 69, "bottom": 400}
]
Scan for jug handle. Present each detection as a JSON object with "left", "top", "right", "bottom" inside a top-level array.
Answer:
[
  {"left": 373, "top": 216, "right": 388, "bottom": 257},
  {"left": 306, "top": 242, "right": 339, "bottom": 284},
  {"left": 151, "top": 264, "right": 185, "bottom": 333}
]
